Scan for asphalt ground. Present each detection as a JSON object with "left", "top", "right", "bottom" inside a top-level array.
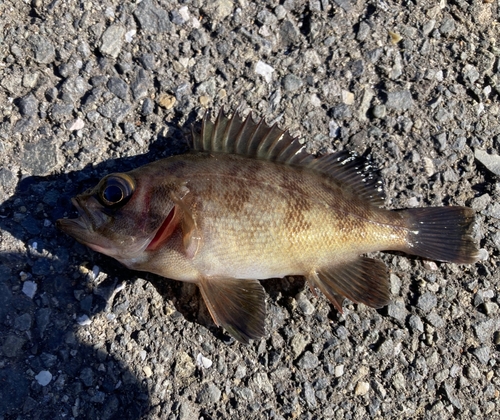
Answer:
[{"left": 0, "top": 0, "right": 499, "bottom": 419}]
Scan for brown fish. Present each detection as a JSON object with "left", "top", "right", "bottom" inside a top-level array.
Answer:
[{"left": 57, "top": 110, "right": 480, "bottom": 343}]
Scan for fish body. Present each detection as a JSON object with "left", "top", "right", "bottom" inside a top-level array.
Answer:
[
  {"left": 127, "top": 153, "right": 402, "bottom": 278},
  {"left": 57, "top": 111, "right": 479, "bottom": 343}
]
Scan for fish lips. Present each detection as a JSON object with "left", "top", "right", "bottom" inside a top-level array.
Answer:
[
  {"left": 57, "top": 197, "right": 90, "bottom": 232},
  {"left": 56, "top": 196, "right": 110, "bottom": 250}
]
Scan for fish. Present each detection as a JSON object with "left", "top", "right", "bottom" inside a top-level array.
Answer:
[{"left": 57, "top": 110, "right": 480, "bottom": 343}]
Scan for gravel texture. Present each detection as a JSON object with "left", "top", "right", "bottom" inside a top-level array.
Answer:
[{"left": 0, "top": 0, "right": 499, "bottom": 419}]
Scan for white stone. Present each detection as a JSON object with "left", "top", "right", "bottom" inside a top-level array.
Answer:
[
  {"left": 35, "top": 370, "right": 52, "bottom": 386},
  {"left": 105, "top": 7, "right": 115, "bottom": 18},
  {"left": 69, "top": 118, "right": 85, "bottom": 131},
  {"left": 143, "top": 366, "right": 153, "bottom": 377},
  {"left": 196, "top": 353, "right": 213, "bottom": 369},
  {"left": 341, "top": 90, "right": 355, "bottom": 105},
  {"left": 125, "top": 30, "right": 136, "bottom": 43},
  {"left": 355, "top": 381, "right": 370, "bottom": 396},
  {"left": 407, "top": 196, "right": 419, "bottom": 207},
  {"left": 179, "top": 6, "right": 190, "bottom": 21},
  {"left": 255, "top": 60, "right": 274, "bottom": 83},
  {"left": 423, "top": 260, "right": 438, "bottom": 270},
  {"left": 334, "top": 365, "right": 344, "bottom": 377},
  {"left": 478, "top": 248, "right": 489, "bottom": 261},
  {"left": 77, "top": 315, "right": 92, "bottom": 326},
  {"left": 309, "top": 94, "right": 321, "bottom": 107},
  {"left": 475, "top": 149, "right": 500, "bottom": 177},
  {"left": 92, "top": 265, "right": 100, "bottom": 279},
  {"left": 22, "top": 281, "right": 37, "bottom": 299}
]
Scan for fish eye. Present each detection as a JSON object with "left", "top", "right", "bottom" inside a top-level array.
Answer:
[
  {"left": 98, "top": 174, "right": 135, "bottom": 207},
  {"left": 103, "top": 184, "right": 123, "bottom": 203}
]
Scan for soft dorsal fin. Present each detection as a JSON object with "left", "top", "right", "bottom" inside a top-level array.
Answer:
[
  {"left": 308, "top": 151, "right": 385, "bottom": 206},
  {"left": 191, "top": 109, "right": 385, "bottom": 206}
]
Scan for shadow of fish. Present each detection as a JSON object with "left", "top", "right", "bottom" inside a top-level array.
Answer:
[{"left": 57, "top": 110, "right": 480, "bottom": 343}]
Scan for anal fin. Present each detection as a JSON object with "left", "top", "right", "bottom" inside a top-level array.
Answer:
[
  {"left": 198, "top": 277, "right": 266, "bottom": 344},
  {"left": 307, "top": 257, "right": 390, "bottom": 312}
]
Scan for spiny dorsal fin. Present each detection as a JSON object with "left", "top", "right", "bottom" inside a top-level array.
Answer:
[
  {"left": 191, "top": 109, "right": 313, "bottom": 165},
  {"left": 191, "top": 110, "right": 385, "bottom": 206}
]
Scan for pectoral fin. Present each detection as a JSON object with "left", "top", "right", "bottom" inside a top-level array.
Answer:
[
  {"left": 307, "top": 257, "right": 390, "bottom": 312},
  {"left": 171, "top": 189, "right": 202, "bottom": 259},
  {"left": 198, "top": 277, "right": 266, "bottom": 344}
]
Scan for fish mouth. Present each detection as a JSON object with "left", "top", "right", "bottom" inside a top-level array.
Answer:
[
  {"left": 56, "top": 198, "right": 92, "bottom": 233},
  {"left": 56, "top": 196, "right": 150, "bottom": 260},
  {"left": 56, "top": 197, "right": 109, "bottom": 252}
]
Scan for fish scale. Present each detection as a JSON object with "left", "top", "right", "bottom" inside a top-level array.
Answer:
[
  {"left": 194, "top": 176, "right": 397, "bottom": 278},
  {"left": 57, "top": 110, "right": 480, "bottom": 344}
]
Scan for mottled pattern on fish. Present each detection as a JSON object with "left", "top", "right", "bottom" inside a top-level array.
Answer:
[
  {"left": 133, "top": 154, "right": 403, "bottom": 279},
  {"left": 57, "top": 110, "right": 480, "bottom": 343}
]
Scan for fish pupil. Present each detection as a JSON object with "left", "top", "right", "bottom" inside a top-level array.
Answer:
[{"left": 103, "top": 185, "right": 124, "bottom": 204}]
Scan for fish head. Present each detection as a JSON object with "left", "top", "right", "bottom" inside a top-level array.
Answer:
[{"left": 56, "top": 171, "right": 175, "bottom": 264}]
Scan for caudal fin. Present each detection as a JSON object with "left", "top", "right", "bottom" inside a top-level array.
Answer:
[{"left": 400, "top": 207, "right": 479, "bottom": 264}]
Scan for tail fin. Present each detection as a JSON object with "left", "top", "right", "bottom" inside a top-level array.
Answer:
[{"left": 400, "top": 207, "right": 479, "bottom": 264}]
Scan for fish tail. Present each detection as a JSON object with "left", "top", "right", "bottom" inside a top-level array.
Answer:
[{"left": 400, "top": 206, "right": 479, "bottom": 264}]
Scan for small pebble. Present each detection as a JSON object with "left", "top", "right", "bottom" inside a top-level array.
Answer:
[
  {"left": 18, "top": 94, "right": 38, "bottom": 117},
  {"left": 35, "top": 370, "right": 52, "bottom": 386},
  {"left": 334, "top": 365, "right": 344, "bottom": 377},
  {"left": 297, "top": 351, "right": 319, "bottom": 370},
  {"left": 125, "top": 30, "right": 136, "bottom": 43},
  {"left": 341, "top": 90, "right": 354, "bottom": 105},
  {"left": 77, "top": 315, "right": 92, "bottom": 326},
  {"left": 196, "top": 353, "right": 213, "bottom": 369},
  {"left": 372, "top": 104, "right": 386, "bottom": 118},
  {"left": 387, "top": 299, "right": 407, "bottom": 323},
  {"left": 158, "top": 94, "right": 176, "bottom": 109},
  {"left": 303, "top": 381, "right": 317, "bottom": 408},
  {"left": 463, "top": 64, "right": 480, "bottom": 84},
  {"left": 255, "top": 60, "right": 274, "bottom": 83},
  {"left": 409, "top": 314, "right": 424, "bottom": 333},
  {"left": 143, "top": 366, "right": 153, "bottom": 378},
  {"left": 197, "top": 382, "right": 221, "bottom": 404},
  {"left": 388, "top": 30, "right": 402, "bottom": 44},
  {"left": 199, "top": 96, "right": 211, "bottom": 107},
  {"left": 22, "top": 281, "right": 37, "bottom": 299},
  {"left": 423, "top": 261, "right": 438, "bottom": 270},
  {"left": 283, "top": 74, "right": 303, "bottom": 92},
  {"left": 100, "top": 24, "right": 125, "bottom": 58},
  {"left": 471, "top": 346, "right": 490, "bottom": 365},
  {"left": 141, "top": 98, "right": 154, "bottom": 115},
  {"left": 385, "top": 90, "right": 413, "bottom": 111},
  {"left": 475, "top": 149, "right": 500, "bottom": 177},
  {"left": 355, "top": 381, "right": 370, "bottom": 396},
  {"left": 417, "top": 292, "right": 437, "bottom": 313},
  {"left": 68, "top": 118, "right": 85, "bottom": 131},
  {"left": 296, "top": 292, "right": 315, "bottom": 316}
]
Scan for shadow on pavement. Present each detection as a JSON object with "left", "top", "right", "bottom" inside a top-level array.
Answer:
[{"left": 0, "top": 116, "right": 197, "bottom": 419}]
